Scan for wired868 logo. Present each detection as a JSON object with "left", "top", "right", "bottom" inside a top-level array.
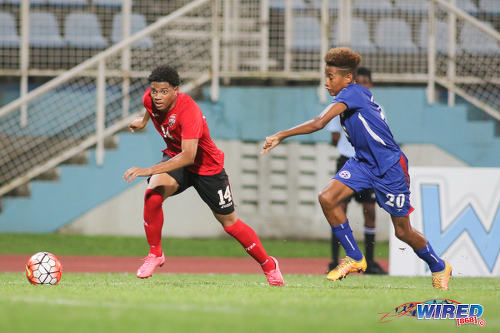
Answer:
[{"left": 378, "top": 299, "right": 487, "bottom": 327}]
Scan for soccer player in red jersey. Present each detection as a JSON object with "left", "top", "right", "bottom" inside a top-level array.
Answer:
[{"left": 123, "top": 65, "right": 284, "bottom": 286}]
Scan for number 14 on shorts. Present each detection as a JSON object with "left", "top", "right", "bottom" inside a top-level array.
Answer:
[{"left": 218, "top": 185, "right": 233, "bottom": 207}]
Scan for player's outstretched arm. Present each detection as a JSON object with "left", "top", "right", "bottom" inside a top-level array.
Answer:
[
  {"left": 261, "top": 102, "right": 347, "bottom": 155},
  {"left": 128, "top": 111, "right": 150, "bottom": 132}
]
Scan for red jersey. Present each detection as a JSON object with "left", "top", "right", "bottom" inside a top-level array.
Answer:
[{"left": 143, "top": 89, "right": 224, "bottom": 175}]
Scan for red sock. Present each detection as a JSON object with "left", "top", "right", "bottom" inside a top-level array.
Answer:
[
  {"left": 144, "top": 189, "right": 164, "bottom": 257},
  {"left": 224, "top": 219, "right": 275, "bottom": 273}
]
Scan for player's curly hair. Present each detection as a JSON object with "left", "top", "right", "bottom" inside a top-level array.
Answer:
[
  {"left": 148, "top": 65, "right": 181, "bottom": 87},
  {"left": 324, "top": 47, "right": 362, "bottom": 76}
]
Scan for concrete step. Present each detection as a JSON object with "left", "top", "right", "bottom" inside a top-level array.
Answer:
[
  {"left": 62, "top": 151, "right": 89, "bottom": 165},
  {"left": 33, "top": 167, "right": 60, "bottom": 181},
  {"left": 5, "top": 183, "right": 30, "bottom": 198}
]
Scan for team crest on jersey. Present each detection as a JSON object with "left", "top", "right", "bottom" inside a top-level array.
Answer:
[
  {"left": 339, "top": 170, "right": 351, "bottom": 179},
  {"left": 168, "top": 114, "right": 176, "bottom": 127}
]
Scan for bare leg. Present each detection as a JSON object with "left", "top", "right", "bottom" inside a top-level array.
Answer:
[
  {"left": 391, "top": 215, "right": 427, "bottom": 250},
  {"left": 318, "top": 179, "right": 355, "bottom": 227}
]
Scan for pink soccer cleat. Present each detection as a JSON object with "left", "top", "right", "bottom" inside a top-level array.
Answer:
[
  {"left": 265, "top": 256, "right": 285, "bottom": 286},
  {"left": 136, "top": 253, "right": 165, "bottom": 279}
]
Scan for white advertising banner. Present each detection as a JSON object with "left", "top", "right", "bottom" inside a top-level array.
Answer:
[{"left": 389, "top": 167, "right": 500, "bottom": 277}]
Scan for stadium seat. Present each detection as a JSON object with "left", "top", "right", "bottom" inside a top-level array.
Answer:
[
  {"left": 4, "top": 0, "right": 46, "bottom": 5},
  {"left": 29, "top": 12, "right": 65, "bottom": 48},
  {"left": 332, "top": 17, "right": 376, "bottom": 53},
  {"left": 459, "top": 22, "right": 500, "bottom": 54},
  {"left": 0, "top": 11, "right": 20, "bottom": 47},
  {"left": 394, "top": 0, "right": 429, "bottom": 15},
  {"left": 353, "top": 0, "right": 393, "bottom": 14},
  {"left": 375, "top": 18, "right": 418, "bottom": 53},
  {"left": 291, "top": 16, "right": 321, "bottom": 51},
  {"left": 46, "top": 0, "right": 87, "bottom": 7},
  {"left": 111, "top": 13, "right": 153, "bottom": 49},
  {"left": 479, "top": 0, "right": 500, "bottom": 15},
  {"left": 92, "top": 0, "right": 126, "bottom": 8},
  {"left": 269, "top": 0, "right": 338, "bottom": 11},
  {"left": 64, "top": 12, "right": 108, "bottom": 49},
  {"left": 457, "top": 0, "right": 478, "bottom": 14},
  {"left": 418, "top": 20, "right": 449, "bottom": 53}
]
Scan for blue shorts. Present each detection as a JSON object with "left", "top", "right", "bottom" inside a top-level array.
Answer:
[{"left": 333, "top": 154, "right": 414, "bottom": 217}]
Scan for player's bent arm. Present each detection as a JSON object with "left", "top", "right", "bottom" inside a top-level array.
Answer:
[
  {"left": 123, "top": 139, "right": 199, "bottom": 183},
  {"left": 129, "top": 111, "right": 150, "bottom": 132},
  {"left": 148, "top": 138, "right": 199, "bottom": 175},
  {"left": 261, "top": 102, "right": 347, "bottom": 154}
]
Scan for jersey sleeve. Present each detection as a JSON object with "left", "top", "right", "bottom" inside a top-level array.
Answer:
[
  {"left": 179, "top": 99, "right": 204, "bottom": 140},
  {"left": 142, "top": 88, "right": 153, "bottom": 114},
  {"left": 334, "top": 85, "right": 365, "bottom": 111},
  {"left": 325, "top": 115, "right": 341, "bottom": 133}
]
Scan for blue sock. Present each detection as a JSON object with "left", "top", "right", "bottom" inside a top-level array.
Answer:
[
  {"left": 415, "top": 242, "right": 445, "bottom": 273},
  {"left": 331, "top": 220, "right": 363, "bottom": 261}
]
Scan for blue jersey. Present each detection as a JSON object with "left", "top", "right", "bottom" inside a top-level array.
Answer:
[{"left": 334, "top": 84, "right": 401, "bottom": 176}]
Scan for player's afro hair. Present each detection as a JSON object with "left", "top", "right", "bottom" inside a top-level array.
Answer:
[
  {"left": 148, "top": 65, "right": 181, "bottom": 87},
  {"left": 324, "top": 47, "right": 362, "bottom": 75}
]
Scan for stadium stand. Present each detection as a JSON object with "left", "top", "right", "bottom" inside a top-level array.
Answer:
[
  {"left": 0, "top": 11, "right": 19, "bottom": 47},
  {"left": 46, "top": 0, "right": 87, "bottom": 7},
  {"left": 332, "top": 17, "right": 376, "bottom": 53},
  {"left": 458, "top": 0, "right": 478, "bottom": 14},
  {"left": 291, "top": 15, "right": 321, "bottom": 51},
  {"left": 394, "top": 0, "right": 429, "bottom": 15},
  {"left": 375, "top": 18, "right": 418, "bottom": 53},
  {"left": 353, "top": 0, "right": 394, "bottom": 14},
  {"left": 459, "top": 21, "right": 500, "bottom": 54},
  {"left": 4, "top": 0, "right": 46, "bottom": 5},
  {"left": 64, "top": 12, "right": 108, "bottom": 48},
  {"left": 29, "top": 11, "right": 65, "bottom": 48},
  {"left": 92, "top": 0, "right": 125, "bottom": 8},
  {"left": 418, "top": 20, "right": 449, "bottom": 53},
  {"left": 479, "top": 0, "right": 500, "bottom": 15},
  {"left": 111, "top": 13, "right": 153, "bottom": 48}
]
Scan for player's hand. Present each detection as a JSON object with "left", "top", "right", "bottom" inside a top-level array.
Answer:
[
  {"left": 123, "top": 167, "right": 151, "bottom": 183},
  {"left": 128, "top": 118, "right": 146, "bottom": 133},
  {"left": 261, "top": 134, "right": 282, "bottom": 155}
]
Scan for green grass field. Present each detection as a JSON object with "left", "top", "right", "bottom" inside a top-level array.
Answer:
[
  {"left": 1, "top": 234, "right": 498, "bottom": 332},
  {"left": 0, "top": 273, "right": 498, "bottom": 333},
  {"left": 0, "top": 233, "right": 388, "bottom": 258}
]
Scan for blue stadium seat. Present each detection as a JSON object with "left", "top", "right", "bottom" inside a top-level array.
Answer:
[
  {"left": 418, "top": 20, "right": 449, "bottom": 53},
  {"left": 457, "top": 0, "right": 478, "bottom": 14},
  {"left": 92, "top": 0, "right": 127, "bottom": 8},
  {"left": 111, "top": 13, "right": 153, "bottom": 49},
  {"left": 292, "top": 16, "right": 321, "bottom": 51},
  {"left": 270, "top": 0, "right": 338, "bottom": 11},
  {"left": 64, "top": 12, "right": 108, "bottom": 48},
  {"left": 30, "top": 11, "right": 65, "bottom": 48},
  {"left": 0, "top": 11, "right": 20, "bottom": 47},
  {"left": 4, "top": 0, "right": 46, "bottom": 5},
  {"left": 479, "top": 0, "right": 500, "bottom": 15},
  {"left": 332, "top": 17, "right": 376, "bottom": 53},
  {"left": 459, "top": 22, "right": 500, "bottom": 54},
  {"left": 46, "top": 0, "right": 87, "bottom": 7},
  {"left": 375, "top": 18, "right": 418, "bottom": 53},
  {"left": 394, "top": 0, "right": 429, "bottom": 15},
  {"left": 353, "top": 0, "right": 393, "bottom": 14}
]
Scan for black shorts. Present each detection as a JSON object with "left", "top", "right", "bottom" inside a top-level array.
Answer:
[
  {"left": 336, "top": 155, "right": 376, "bottom": 204},
  {"left": 148, "top": 154, "right": 235, "bottom": 215}
]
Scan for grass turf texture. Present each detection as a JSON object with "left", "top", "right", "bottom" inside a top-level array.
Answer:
[
  {"left": 0, "top": 273, "right": 498, "bottom": 333},
  {"left": 0, "top": 233, "right": 388, "bottom": 258}
]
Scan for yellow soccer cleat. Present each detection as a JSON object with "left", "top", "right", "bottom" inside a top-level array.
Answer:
[
  {"left": 432, "top": 261, "right": 452, "bottom": 290},
  {"left": 326, "top": 256, "right": 367, "bottom": 281}
]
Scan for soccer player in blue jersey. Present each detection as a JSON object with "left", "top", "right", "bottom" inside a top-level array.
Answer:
[{"left": 261, "top": 47, "right": 452, "bottom": 290}]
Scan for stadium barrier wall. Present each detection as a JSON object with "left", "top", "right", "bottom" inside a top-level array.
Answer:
[{"left": 389, "top": 167, "right": 500, "bottom": 277}]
